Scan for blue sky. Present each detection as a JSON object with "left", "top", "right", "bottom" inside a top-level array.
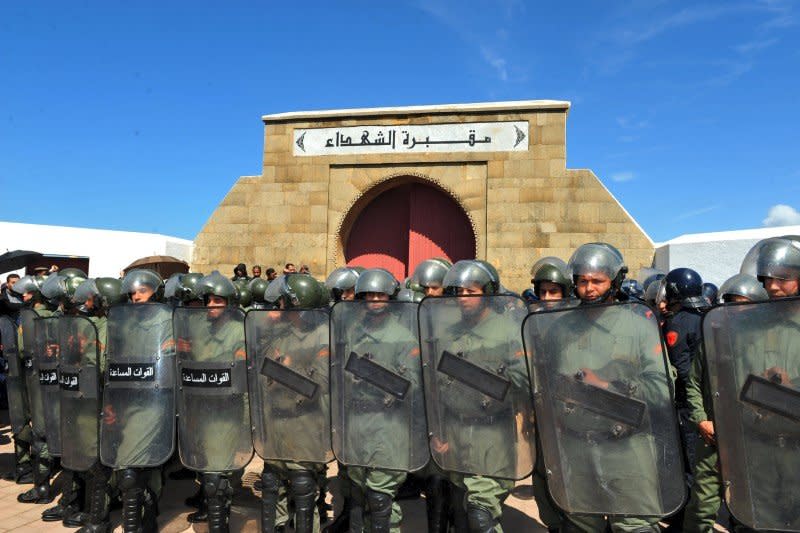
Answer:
[{"left": 2, "top": 0, "right": 799, "bottom": 243}]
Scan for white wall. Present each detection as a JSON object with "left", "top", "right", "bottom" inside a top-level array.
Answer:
[
  {"left": 0, "top": 222, "right": 193, "bottom": 278},
  {"left": 653, "top": 225, "right": 800, "bottom": 286}
]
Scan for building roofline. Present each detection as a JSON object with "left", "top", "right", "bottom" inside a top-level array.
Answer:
[{"left": 262, "top": 99, "right": 570, "bottom": 123}]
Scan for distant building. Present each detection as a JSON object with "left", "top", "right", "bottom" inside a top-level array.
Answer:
[
  {"left": 0, "top": 221, "right": 193, "bottom": 278},
  {"left": 654, "top": 225, "right": 800, "bottom": 286}
]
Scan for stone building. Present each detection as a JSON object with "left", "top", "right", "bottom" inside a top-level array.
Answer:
[{"left": 192, "top": 100, "right": 654, "bottom": 290}]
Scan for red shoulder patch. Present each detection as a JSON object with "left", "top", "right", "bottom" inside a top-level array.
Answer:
[{"left": 666, "top": 330, "right": 679, "bottom": 347}]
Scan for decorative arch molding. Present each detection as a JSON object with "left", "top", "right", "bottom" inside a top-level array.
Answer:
[{"left": 331, "top": 171, "right": 480, "bottom": 270}]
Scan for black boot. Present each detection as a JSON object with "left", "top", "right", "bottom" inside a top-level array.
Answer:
[
  {"left": 450, "top": 484, "right": 469, "bottom": 533},
  {"left": 142, "top": 488, "right": 159, "bottom": 533},
  {"left": 187, "top": 493, "right": 208, "bottom": 524},
  {"left": 322, "top": 496, "right": 351, "bottom": 533},
  {"left": 204, "top": 473, "right": 232, "bottom": 533},
  {"left": 365, "top": 489, "right": 393, "bottom": 533},
  {"left": 260, "top": 468, "right": 281, "bottom": 533},
  {"left": 288, "top": 470, "right": 317, "bottom": 533},
  {"left": 184, "top": 484, "right": 204, "bottom": 508},
  {"left": 77, "top": 466, "right": 111, "bottom": 533},
  {"left": 466, "top": 503, "right": 496, "bottom": 533},
  {"left": 119, "top": 469, "right": 143, "bottom": 533},
  {"left": 425, "top": 475, "right": 450, "bottom": 533},
  {"left": 18, "top": 455, "right": 54, "bottom": 504}
]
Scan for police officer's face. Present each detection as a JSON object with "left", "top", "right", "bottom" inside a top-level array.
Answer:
[
  {"left": 131, "top": 286, "right": 155, "bottom": 303},
  {"left": 364, "top": 291, "right": 389, "bottom": 313},
  {"left": 575, "top": 272, "right": 612, "bottom": 302},
  {"left": 341, "top": 287, "right": 355, "bottom": 301},
  {"left": 423, "top": 285, "right": 444, "bottom": 297},
  {"left": 457, "top": 284, "right": 484, "bottom": 315},
  {"left": 207, "top": 294, "right": 227, "bottom": 318},
  {"left": 22, "top": 291, "right": 34, "bottom": 303},
  {"left": 763, "top": 277, "right": 799, "bottom": 299},
  {"left": 537, "top": 281, "right": 564, "bottom": 301}
]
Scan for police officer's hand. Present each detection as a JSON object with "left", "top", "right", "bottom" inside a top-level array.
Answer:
[
  {"left": 431, "top": 436, "right": 449, "bottom": 454},
  {"left": 102, "top": 404, "right": 117, "bottom": 425},
  {"left": 176, "top": 338, "right": 192, "bottom": 353},
  {"left": 698, "top": 420, "right": 715, "bottom": 445},
  {"left": 765, "top": 366, "right": 790, "bottom": 385},
  {"left": 578, "top": 368, "right": 609, "bottom": 389}
]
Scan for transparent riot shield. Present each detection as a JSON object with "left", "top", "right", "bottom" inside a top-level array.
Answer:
[
  {"left": 35, "top": 316, "right": 62, "bottom": 456},
  {"left": 1, "top": 315, "right": 29, "bottom": 435},
  {"left": 522, "top": 301, "right": 685, "bottom": 517},
  {"left": 330, "top": 300, "right": 427, "bottom": 472},
  {"left": 100, "top": 303, "right": 175, "bottom": 469},
  {"left": 59, "top": 315, "right": 101, "bottom": 472},
  {"left": 419, "top": 294, "right": 534, "bottom": 479},
  {"left": 174, "top": 306, "right": 253, "bottom": 472},
  {"left": 20, "top": 308, "right": 46, "bottom": 438},
  {"left": 703, "top": 297, "right": 800, "bottom": 531},
  {"left": 245, "top": 308, "right": 332, "bottom": 464}
]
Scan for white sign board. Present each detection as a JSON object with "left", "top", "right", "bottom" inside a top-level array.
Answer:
[{"left": 293, "top": 121, "right": 528, "bottom": 156}]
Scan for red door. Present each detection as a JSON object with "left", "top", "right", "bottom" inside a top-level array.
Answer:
[{"left": 345, "top": 182, "right": 475, "bottom": 281}]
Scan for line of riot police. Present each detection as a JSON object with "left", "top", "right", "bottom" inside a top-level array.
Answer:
[{"left": 0, "top": 236, "right": 797, "bottom": 533}]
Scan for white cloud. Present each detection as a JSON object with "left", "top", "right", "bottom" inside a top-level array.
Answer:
[
  {"left": 763, "top": 204, "right": 800, "bottom": 226},
  {"left": 611, "top": 171, "right": 635, "bottom": 182},
  {"left": 734, "top": 37, "right": 779, "bottom": 54},
  {"left": 480, "top": 46, "right": 508, "bottom": 81},
  {"left": 675, "top": 205, "right": 719, "bottom": 220}
]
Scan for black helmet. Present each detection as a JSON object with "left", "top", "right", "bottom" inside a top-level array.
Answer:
[
  {"left": 568, "top": 243, "right": 627, "bottom": 303},
  {"left": 354, "top": 269, "right": 399, "bottom": 298},
  {"left": 196, "top": 271, "right": 239, "bottom": 306},
  {"left": 237, "top": 285, "right": 253, "bottom": 308},
  {"left": 701, "top": 283, "right": 718, "bottom": 308},
  {"left": 620, "top": 279, "right": 644, "bottom": 301},
  {"left": 412, "top": 258, "right": 452, "bottom": 289},
  {"left": 741, "top": 237, "right": 800, "bottom": 282},
  {"left": 164, "top": 272, "right": 204, "bottom": 305},
  {"left": 718, "top": 274, "right": 768, "bottom": 303},
  {"left": 121, "top": 269, "right": 164, "bottom": 302},
  {"left": 664, "top": 268, "right": 703, "bottom": 307},
  {"left": 443, "top": 260, "right": 499, "bottom": 295},
  {"left": 530, "top": 256, "right": 572, "bottom": 298}
]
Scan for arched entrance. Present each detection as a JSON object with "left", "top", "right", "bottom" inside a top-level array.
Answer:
[{"left": 343, "top": 180, "right": 476, "bottom": 281}]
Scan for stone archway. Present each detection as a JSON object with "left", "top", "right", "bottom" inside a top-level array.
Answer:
[{"left": 342, "top": 178, "right": 476, "bottom": 281}]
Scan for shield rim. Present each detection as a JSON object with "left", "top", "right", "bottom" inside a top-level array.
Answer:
[
  {"left": 701, "top": 295, "right": 800, "bottom": 531},
  {"left": 521, "top": 299, "right": 687, "bottom": 518},
  {"left": 417, "top": 292, "right": 535, "bottom": 480},
  {"left": 173, "top": 305, "right": 254, "bottom": 472},
  {"left": 100, "top": 302, "right": 176, "bottom": 469},
  {"left": 59, "top": 315, "right": 101, "bottom": 472},
  {"left": 34, "top": 315, "right": 63, "bottom": 456},
  {"left": 244, "top": 307, "right": 334, "bottom": 464},
  {"left": 329, "top": 299, "right": 428, "bottom": 472}
]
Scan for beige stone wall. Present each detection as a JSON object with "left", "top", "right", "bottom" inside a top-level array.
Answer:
[{"left": 192, "top": 105, "right": 654, "bottom": 292}]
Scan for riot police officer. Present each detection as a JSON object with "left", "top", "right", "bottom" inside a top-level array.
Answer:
[
  {"left": 16, "top": 274, "right": 59, "bottom": 504},
  {"left": 682, "top": 273, "right": 768, "bottom": 532},
  {"left": 174, "top": 271, "right": 252, "bottom": 532},
  {"left": 528, "top": 243, "right": 684, "bottom": 532},
  {"left": 325, "top": 266, "right": 361, "bottom": 303},
  {"left": 421, "top": 260, "right": 533, "bottom": 533},
  {"left": 330, "top": 268, "right": 424, "bottom": 532},
  {"left": 100, "top": 268, "right": 174, "bottom": 532},
  {"left": 660, "top": 267, "right": 706, "bottom": 530},
  {"left": 411, "top": 258, "right": 452, "bottom": 298},
  {"left": 68, "top": 277, "right": 125, "bottom": 533},
  {"left": 250, "top": 273, "right": 330, "bottom": 533}
]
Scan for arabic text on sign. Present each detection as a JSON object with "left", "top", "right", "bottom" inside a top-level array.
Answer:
[
  {"left": 181, "top": 368, "right": 232, "bottom": 388},
  {"left": 108, "top": 363, "right": 156, "bottom": 382}
]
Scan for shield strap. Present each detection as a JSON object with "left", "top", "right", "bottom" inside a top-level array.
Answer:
[
  {"left": 552, "top": 373, "right": 646, "bottom": 428},
  {"left": 438, "top": 350, "right": 511, "bottom": 401},
  {"left": 260, "top": 357, "right": 318, "bottom": 399},
  {"left": 740, "top": 374, "right": 800, "bottom": 423},
  {"left": 345, "top": 351, "right": 410, "bottom": 399}
]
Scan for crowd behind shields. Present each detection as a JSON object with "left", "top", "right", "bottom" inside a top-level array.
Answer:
[{"left": 0, "top": 236, "right": 798, "bottom": 533}]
